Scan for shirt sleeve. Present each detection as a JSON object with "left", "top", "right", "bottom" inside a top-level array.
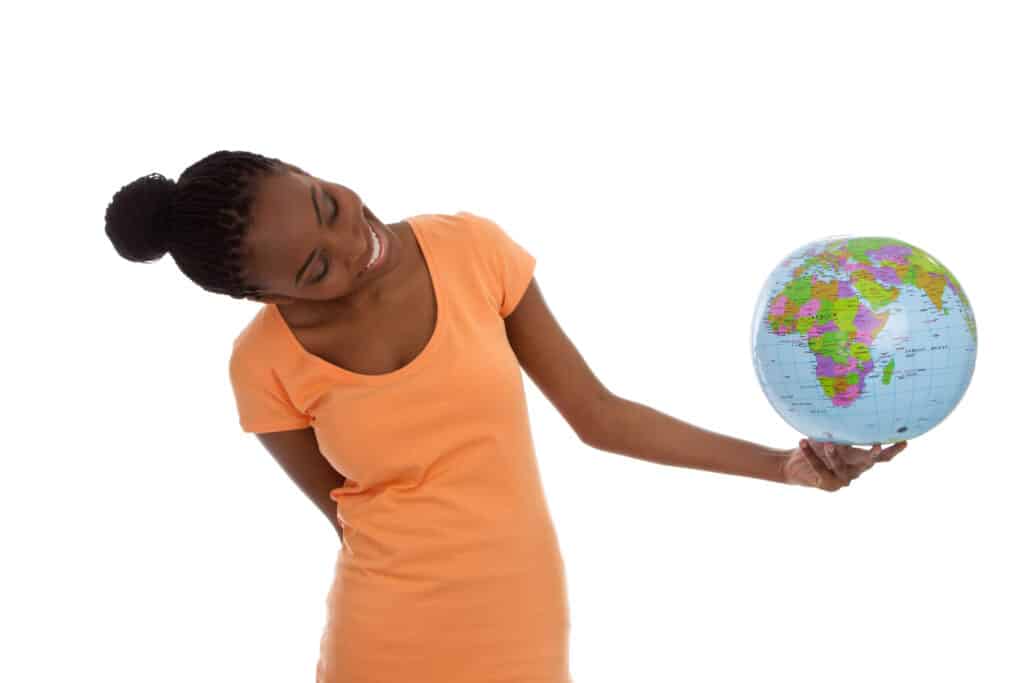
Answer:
[
  {"left": 459, "top": 211, "right": 537, "bottom": 318},
  {"left": 228, "top": 342, "right": 313, "bottom": 434}
]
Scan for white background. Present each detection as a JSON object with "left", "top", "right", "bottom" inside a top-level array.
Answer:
[{"left": 5, "top": 1, "right": 1021, "bottom": 681}]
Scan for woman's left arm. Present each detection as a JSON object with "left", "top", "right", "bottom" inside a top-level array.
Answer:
[
  {"left": 501, "top": 277, "right": 907, "bottom": 490},
  {"left": 580, "top": 393, "right": 790, "bottom": 482},
  {"left": 582, "top": 393, "right": 907, "bottom": 490}
]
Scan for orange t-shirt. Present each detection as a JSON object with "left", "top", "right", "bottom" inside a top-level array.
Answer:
[{"left": 229, "top": 211, "right": 572, "bottom": 683}]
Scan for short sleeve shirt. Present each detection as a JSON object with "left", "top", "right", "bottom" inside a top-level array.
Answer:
[{"left": 228, "top": 212, "right": 572, "bottom": 683}]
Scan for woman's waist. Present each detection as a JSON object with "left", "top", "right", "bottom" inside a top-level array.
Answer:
[
  {"left": 329, "top": 533, "right": 570, "bottom": 630},
  {"left": 341, "top": 517, "right": 562, "bottom": 578}
]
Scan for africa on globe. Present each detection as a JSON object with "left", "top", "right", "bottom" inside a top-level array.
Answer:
[{"left": 751, "top": 236, "right": 977, "bottom": 446}]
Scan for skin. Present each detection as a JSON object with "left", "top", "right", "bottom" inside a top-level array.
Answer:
[
  {"left": 240, "top": 166, "right": 418, "bottom": 318},
  {"left": 239, "top": 165, "right": 432, "bottom": 543},
  {"left": 782, "top": 439, "right": 908, "bottom": 491},
  {"left": 236, "top": 164, "right": 910, "bottom": 494}
]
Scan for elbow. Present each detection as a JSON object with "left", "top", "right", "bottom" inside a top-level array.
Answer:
[{"left": 574, "top": 392, "right": 616, "bottom": 449}]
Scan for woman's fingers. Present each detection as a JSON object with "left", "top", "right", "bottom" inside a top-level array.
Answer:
[
  {"left": 801, "top": 442, "right": 845, "bottom": 490},
  {"left": 876, "top": 441, "right": 908, "bottom": 461},
  {"left": 837, "top": 445, "right": 876, "bottom": 480},
  {"left": 811, "top": 440, "right": 835, "bottom": 473},
  {"left": 791, "top": 444, "right": 822, "bottom": 486},
  {"left": 811, "top": 442, "right": 853, "bottom": 485},
  {"left": 847, "top": 445, "right": 879, "bottom": 468},
  {"left": 798, "top": 439, "right": 908, "bottom": 490}
]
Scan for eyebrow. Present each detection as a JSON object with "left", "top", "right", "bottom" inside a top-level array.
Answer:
[{"left": 295, "top": 185, "right": 323, "bottom": 286}]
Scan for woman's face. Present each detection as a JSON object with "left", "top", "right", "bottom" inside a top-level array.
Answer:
[{"left": 241, "top": 168, "right": 401, "bottom": 305}]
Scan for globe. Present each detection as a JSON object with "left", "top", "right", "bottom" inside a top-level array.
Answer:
[{"left": 751, "top": 236, "right": 978, "bottom": 446}]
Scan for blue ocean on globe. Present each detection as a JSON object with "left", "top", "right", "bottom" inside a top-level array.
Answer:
[{"left": 750, "top": 236, "right": 978, "bottom": 446}]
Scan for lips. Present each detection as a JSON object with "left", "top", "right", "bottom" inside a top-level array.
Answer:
[
  {"left": 357, "top": 209, "right": 376, "bottom": 274},
  {"left": 360, "top": 221, "right": 384, "bottom": 276},
  {"left": 362, "top": 223, "right": 373, "bottom": 273}
]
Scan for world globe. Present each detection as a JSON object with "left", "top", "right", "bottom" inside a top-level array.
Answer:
[{"left": 751, "top": 236, "right": 978, "bottom": 446}]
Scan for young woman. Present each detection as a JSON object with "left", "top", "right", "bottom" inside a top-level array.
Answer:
[{"left": 105, "top": 150, "right": 907, "bottom": 682}]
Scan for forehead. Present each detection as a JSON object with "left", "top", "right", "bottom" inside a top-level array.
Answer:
[
  {"left": 242, "top": 170, "right": 314, "bottom": 280},
  {"left": 247, "top": 170, "right": 311, "bottom": 244}
]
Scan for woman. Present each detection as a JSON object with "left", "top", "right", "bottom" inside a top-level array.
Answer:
[{"left": 104, "top": 149, "right": 908, "bottom": 682}]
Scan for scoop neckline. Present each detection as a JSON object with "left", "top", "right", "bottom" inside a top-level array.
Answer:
[{"left": 267, "top": 215, "right": 445, "bottom": 384}]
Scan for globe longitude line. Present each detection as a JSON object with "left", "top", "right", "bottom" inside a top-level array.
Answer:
[
  {"left": 936, "top": 316, "right": 954, "bottom": 422},
  {"left": 939, "top": 301, "right": 968, "bottom": 426},
  {"left": 869, "top": 327, "right": 881, "bottom": 444},
  {"left": 925, "top": 287, "right": 942, "bottom": 436}
]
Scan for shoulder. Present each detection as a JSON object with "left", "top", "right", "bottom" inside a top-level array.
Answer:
[
  {"left": 405, "top": 210, "right": 485, "bottom": 237},
  {"left": 227, "top": 306, "right": 312, "bottom": 433},
  {"left": 229, "top": 305, "right": 284, "bottom": 373},
  {"left": 418, "top": 210, "right": 516, "bottom": 243},
  {"left": 404, "top": 211, "right": 495, "bottom": 257},
  {"left": 231, "top": 305, "right": 269, "bottom": 352}
]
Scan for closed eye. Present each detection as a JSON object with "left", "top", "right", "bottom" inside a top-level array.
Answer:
[
  {"left": 313, "top": 254, "right": 329, "bottom": 283},
  {"left": 328, "top": 190, "right": 339, "bottom": 223},
  {"left": 311, "top": 190, "right": 339, "bottom": 284}
]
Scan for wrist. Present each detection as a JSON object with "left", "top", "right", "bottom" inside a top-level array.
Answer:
[{"left": 775, "top": 447, "right": 795, "bottom": 485}]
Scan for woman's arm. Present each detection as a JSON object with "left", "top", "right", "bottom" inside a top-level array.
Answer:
[
  {"left": 254, "top": 428, "right": 347, "bottom": 542},
  {"left": 581, "top": 393, "right": 788, "bottom": 483},
  {"left": 497, "top": 276, "right": 901, "bottom": 485}
]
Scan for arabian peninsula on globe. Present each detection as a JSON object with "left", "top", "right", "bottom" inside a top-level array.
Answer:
[{"left": 751, "top": 237, "right": 978, "bottom": 446}]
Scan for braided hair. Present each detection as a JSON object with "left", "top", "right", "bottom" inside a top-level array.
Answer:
[{"left": 104, "top": 150, "right": 307, "bottom": 300}]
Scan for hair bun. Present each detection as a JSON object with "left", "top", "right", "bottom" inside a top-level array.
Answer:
[{"left": 105, "top": 172, "right": 178, "bottom": 263}]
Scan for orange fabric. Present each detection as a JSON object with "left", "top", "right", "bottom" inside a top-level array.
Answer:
[{"left": 228, "top": 212, "right": 572, "bottom": 682}]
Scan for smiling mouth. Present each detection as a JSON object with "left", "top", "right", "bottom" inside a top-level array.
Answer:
[
  {"left": 360, "top": 223, "right": 383, "bottom": 275},
  {"left": 360, "top": 207, "right": 373, "bottom": 273}
]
